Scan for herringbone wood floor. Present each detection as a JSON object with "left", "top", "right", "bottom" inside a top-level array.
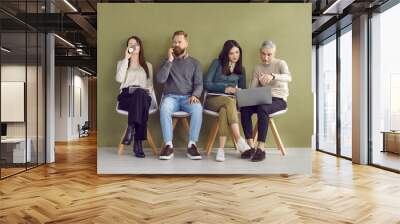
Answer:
[{"left": 1, "top": 134, "right": 400, "bottom": 224}]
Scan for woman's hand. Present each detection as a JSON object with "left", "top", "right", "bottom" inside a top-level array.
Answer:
[
  {"left": 224, "top": 86, "right": 237, "bottom": 94},
  {"left": 125, "top": 47, "right": 131, "bottom": 60}
]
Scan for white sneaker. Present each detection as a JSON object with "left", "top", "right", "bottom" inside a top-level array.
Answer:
[
  {"left": 216, "top": 148, "right": 225, "bottom": 162},
  {"left": 236, "top": 138, "right": 251, "bottom": 153}
]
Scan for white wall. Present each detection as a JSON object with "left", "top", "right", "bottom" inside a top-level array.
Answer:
[
  {"left": 55, "top": 66, "right": 69, "bottom": 141},
  {"left": 55, "top": 67, "right": 89, "bottom": 141}
]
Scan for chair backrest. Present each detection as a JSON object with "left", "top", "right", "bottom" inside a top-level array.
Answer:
[
  {"left": 202, "top": 90, "right": 209, "bottom": 106},
  {"left": 82, "top": 121, "right": 90, "bottom": 129},
  {"left": 149, "top": 90, "right": 158, "bottom": 110}
]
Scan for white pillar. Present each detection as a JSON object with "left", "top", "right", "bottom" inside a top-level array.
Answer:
[
  {"left": 45, "top": 1, "right": 55, "bottom": 163},
  {"left": 352, "top": 14, "right": 369, "bottom": 164}
]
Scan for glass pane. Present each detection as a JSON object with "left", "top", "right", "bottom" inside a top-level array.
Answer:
[
  {"left": 27, "top": 31, "right": 38, "bottom": 169},
  {"left": 340, "top": 29, "right": 352, "bottom": 158},
  {"left": 1, "top": 30, "right": 28, "bottom": 177},
  {"left": 371, "top": 4, "right": 400, "bottom": 171},
  {"left": 318, "top": 37, "right": 337, "bottom": 154},
  {"left": 38, "top": 33, "right": 45, "bottom": 165}
]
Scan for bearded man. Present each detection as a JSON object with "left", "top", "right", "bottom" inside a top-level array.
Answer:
[{"left": 156, "top": 30, "right": 204, "bottom": 161}]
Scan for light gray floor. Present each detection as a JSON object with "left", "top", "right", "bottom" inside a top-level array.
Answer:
[{"left": 97, "top": 147, "right": 312, "bottom": 175}]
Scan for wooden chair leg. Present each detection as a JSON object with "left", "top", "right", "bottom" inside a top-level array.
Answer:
[
  {"left": 204, "top": 119, "right": 214, "bottom": 154},
  {"left": 269, "top": 119, "right": 286, "bottom": 156},
  {"left": 204, "top": 118, "right": 218, "bottom": 154},
  {"left": 229, "top": 129, "right": 237, "bottom": 150},
  {"left": 118, "top": 127, "right": 127, "bottom": 155},
  {"left": 147, "top": 129, "right": 158, "bottom": 156},
  {"left": 172, "top": 117, "right": 179, "bottom": 130},
  {"left": 206, "top": 118, "right": 219, "bottom": 156},
  {"left": 182, "top": 117, "right": 190, "bottom": 132}
]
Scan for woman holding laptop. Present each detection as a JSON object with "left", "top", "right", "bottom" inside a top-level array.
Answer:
[
  {"left": 239, "top": 40, "right": 292, "bottom": 162},
  {"left": 116, "top": 35, "right": 154, "bottom": 158},
  {"left": 204, "top": 40, "right": 251, "bottom": 162}
]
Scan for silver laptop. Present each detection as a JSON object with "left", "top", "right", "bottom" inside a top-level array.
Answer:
[{"left": 235, "top": 86, "right": 272, "bottom": 108}]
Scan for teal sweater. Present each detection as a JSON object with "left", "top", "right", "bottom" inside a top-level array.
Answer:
[{"left": 204, "top": 59, "right": 246, "bottom": 93}]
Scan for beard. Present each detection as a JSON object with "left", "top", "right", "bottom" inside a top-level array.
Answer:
[{"left": 173, "top": 47, "right": 185, "bottom": 56}]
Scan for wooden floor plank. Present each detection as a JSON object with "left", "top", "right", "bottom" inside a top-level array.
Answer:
[{"left": 0, "top": 134, "right": 400, "bottom": 223}]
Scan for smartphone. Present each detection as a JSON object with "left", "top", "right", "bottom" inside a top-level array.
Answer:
[
  {"left": 128, "top": 45, "right": 136, "bottom": 54},
  {"left": 172, "top": 48, "right": 178, "bottom": 57}
]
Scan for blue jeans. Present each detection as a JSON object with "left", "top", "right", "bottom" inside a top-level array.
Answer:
[{"left": 160, "top": 94, "right": 203, "bottom": 143}]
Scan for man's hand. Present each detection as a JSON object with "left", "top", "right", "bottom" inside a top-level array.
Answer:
[
  {"left": 168, "top": 48, "right": 174, "bottom": 62},
  {"left": 259, "top": 73, "right": 274, "bottom": 86},
  {"left": 189, "top": 96, "right": 200, "bottom": 104}
]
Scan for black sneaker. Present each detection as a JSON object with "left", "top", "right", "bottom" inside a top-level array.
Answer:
[
  {"left": 250, "top": 148, "right": 266, "bottom": 162},
  {"left": 241, "top": 148, "right": 256, "bottom": 159},
  {"left": 187, "top": 144, "right": 202, "bottom": 160},
  {"left": 159, "top": 145, "right": 174, "bottom": 160}
]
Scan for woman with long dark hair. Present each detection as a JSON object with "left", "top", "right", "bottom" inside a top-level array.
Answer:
[
  {"left": 116, "top": 35, "right": 154, "bottom": 158},
  {"left": 204, "top": 40, "right": 251, "bottom": 162}
]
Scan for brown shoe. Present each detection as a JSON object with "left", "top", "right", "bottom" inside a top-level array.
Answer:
[
  {"left": 159, "top": 145, "right": 174, "bottom": 160},
  {"left": 241, "top": 148, "right": 256, "bottom": 159},
  {"left": 250, "top": 148, "right": 266, "bottom": 162},
  {"left": 187, "top": 144, "right": 202, "bottom": 160}
]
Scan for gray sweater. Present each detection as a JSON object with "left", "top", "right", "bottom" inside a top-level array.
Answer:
[{"left": 156, "top": 56, "right": 203, "bottom": 98}]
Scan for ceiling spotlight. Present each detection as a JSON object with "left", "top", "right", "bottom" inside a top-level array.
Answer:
[
  {"left": 322, "top": 0, "right": 354, "bottom": 15},
  {"left": 54, "top": 34, "right": 75, "bottom": 48},
  {"left": 63, "top": 0, "right": 78, "bottom": 12},
  {"left": 1, "top": 47, "right": 11, "bottom": 53},
  {"left": 77, "top": 67, "right": 93, "bottom": 76}
]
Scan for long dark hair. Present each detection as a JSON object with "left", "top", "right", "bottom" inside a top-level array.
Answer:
[
  {"left": 218, "top": 40, "right": 243, "bottom": 75},
  {"left": 126, "top": 35, "right": 149, "bottom": 78}
]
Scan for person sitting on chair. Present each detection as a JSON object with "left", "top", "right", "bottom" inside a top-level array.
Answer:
[
  {"left": 240, "top": 40, "right": 291, "bottom": 162},
  {"left": 116, "top": 35, "right": 154, "bottom": 158},
  {"left": 204, "top": 40, "right": 251, "bottom": 162},
  {"left": 157, "top": 30, "right": 203, "bottom": 160}
]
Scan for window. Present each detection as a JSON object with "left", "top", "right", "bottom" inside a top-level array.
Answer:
[
  {"left": 370, "top": 3, "right": 400, "bottom": 171},
  {"left": 317, "top": 36, "right": 337, "bottom": 154},
  {"left": 0, "top": 1, "right": 47, "bottom": 179},
  {"left": 340, "top": 28, "right": 352, "bottom": 158}
]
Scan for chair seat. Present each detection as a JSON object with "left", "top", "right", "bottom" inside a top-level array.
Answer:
[
  {"left": 269, "top": 109, "right": 287, "bottom": 118},
  {"left": 204, "top": 109, "right": 241, "bottom": 117},
  {"left": 173, "top": 111, "right": 190, "bottom": 118},
  {"left": 116, "top": 104, "right": 158, "bottom": 116},
  {"left": 149, "top": 108, "right": 158, "bottom": 115},
  {"left": 203, "top": 109, "right": 219, "bottom": 117},
  {"left": 116, "top": 108, "right": 129, "bottom": 115}
]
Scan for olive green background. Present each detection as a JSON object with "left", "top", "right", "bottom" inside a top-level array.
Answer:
[{"left": 97, "top": 3, "right": 312, "bottom": 148}]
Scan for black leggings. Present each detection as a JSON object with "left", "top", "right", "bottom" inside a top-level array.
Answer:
[{"left": 240, "top": 97, "right": 287, "bottom": 142}]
